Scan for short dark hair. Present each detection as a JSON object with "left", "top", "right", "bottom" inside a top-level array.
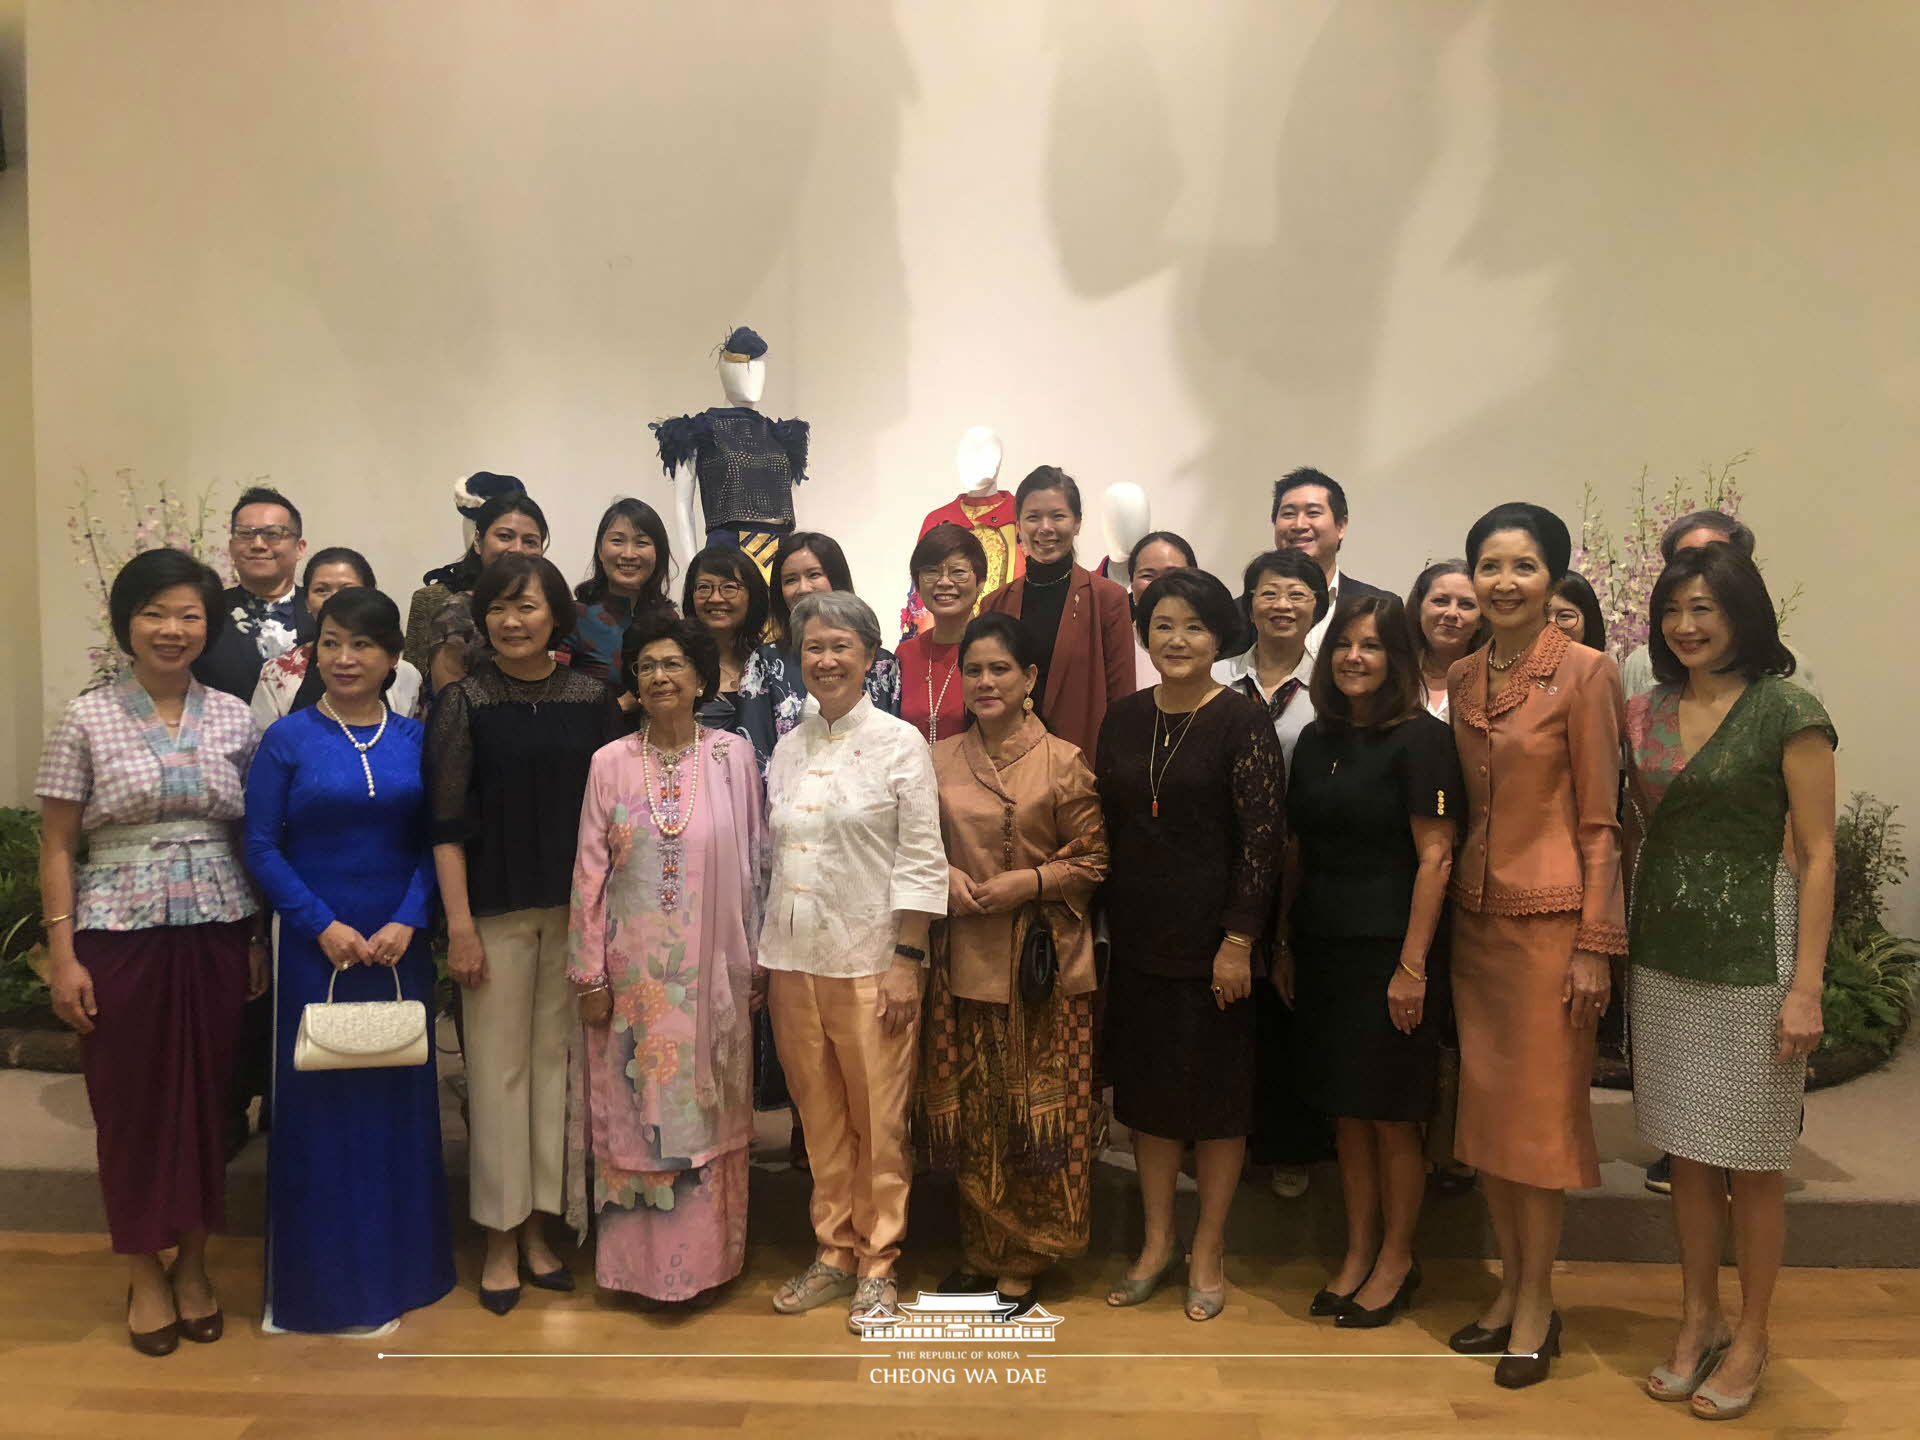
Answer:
[
  {"left": 681, "top": 545, "right": 770, "bottom": 667},
  {"left": 959, "top": 610, "right": 1037, "bottom": 671},
  {"left": 1660, "top": 509, "right": 1756, "bottom": 562},
  {"left": 1310, "top": 593, "right": 1424, "bottom": 733},
  {"left": 1405, "top": 559, "right": 1488, "bottom": 664},
  {"left": 304, "top": 546, "right": 376, "bottom": 589},
  {"left": 317, "top": 586, "right": 404, "bottom": 657},
  {"left": 1135, "top": 567, "right": 1240, "bottom": 656},
  {"left": 1014, "top": 465, "right": 1083, "bottom": 522},
  {"left": 230, "top": 485, "right": 302, "bottom": 536},
  {"left": 469, "top": 553, "right": 575, "bottom": 651},
  {"left": 109, "top": 548, "right": 226, "bottom": 655},
  {"left": 1465, "top": 502, "right": 1572, "bottom": 582},
  {"left": 1242, "top": 548, "right": 1330, "bottom": 623},
  {"left": 577, "top": 497, "right": 674, "bottom": 611},
  {"left": 620, "top": 613, "right": 722, "bottom": 706},
  {"left": 1270, "top": 467, "right": 1347, "bottom": 525},
  {"left": 770, "top": 531, "right": 855, "bottom": 646},
  {"left": 1647, "top": 543, "right": 1794, "bottom": 686},
  {"left": 1552, "top": 570, "right": 1607, "bottom": 652},
  {"left": 909, "top": 523, "right": 989, "bottom": 586},
  {"left": 1126, "top": 530, "right": 1198, "bottom": 577}
]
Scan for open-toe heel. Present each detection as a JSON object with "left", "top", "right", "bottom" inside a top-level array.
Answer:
[{"left": 1106, "top": 1254, "right": 1181, "bottom": 1308}]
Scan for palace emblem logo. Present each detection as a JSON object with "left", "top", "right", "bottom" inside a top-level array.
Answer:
[{"left": 851, "top": 1291, "right": 1064, "bottom": 1343}]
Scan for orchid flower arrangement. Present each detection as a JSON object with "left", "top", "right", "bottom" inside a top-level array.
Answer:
[{"left": 67, "top": 469, "right": 238, "bottom": 684}]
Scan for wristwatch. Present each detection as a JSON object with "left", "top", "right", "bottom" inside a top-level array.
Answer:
[{"left": 894, "top": 943, "right": 929, "bottom": 969}]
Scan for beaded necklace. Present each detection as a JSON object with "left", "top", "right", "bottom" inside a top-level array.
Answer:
[
  {"left": 641, "top": 725, "right": 701, "bottom": 838},
  {"left": 319, "top": 696, "right": 389, "bottom": 797},
  {"left": 924, "top": 644, "right": 959, "bottom": 744}
]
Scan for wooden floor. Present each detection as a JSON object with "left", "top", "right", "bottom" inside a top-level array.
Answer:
[{"left": 3, "top": 1232, "right": 1914, "bottom": 1438}]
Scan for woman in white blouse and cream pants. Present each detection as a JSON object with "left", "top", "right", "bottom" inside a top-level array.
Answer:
[{"left": 759, "top": 592, "right": 948, "bottom": 1332}]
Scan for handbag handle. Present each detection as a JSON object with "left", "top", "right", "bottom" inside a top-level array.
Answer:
[{"left": 324, "top": 966, "right": 406, "bottom": 1005}]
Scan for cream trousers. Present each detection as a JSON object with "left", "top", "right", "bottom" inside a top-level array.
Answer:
[{"left": 465, "top": 905, "right": 572, "bottom": 1231}]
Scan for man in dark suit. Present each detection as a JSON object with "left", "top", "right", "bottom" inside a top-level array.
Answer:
[
  {"left": 192, "top": 484, "right": 312, "bottom": 1153},
  {"left": 1270, "top": 467, "right": 1384, "bottom": 651},
  {"left": 192, "top": 485, "right": 316, "bottom": 700}
]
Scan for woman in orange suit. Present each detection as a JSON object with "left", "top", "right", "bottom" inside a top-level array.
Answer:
[{"left": 1444, "top": 502, "right": 1625, "bottom": 1389}]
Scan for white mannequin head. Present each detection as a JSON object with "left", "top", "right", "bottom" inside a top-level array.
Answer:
[
  {"left": 1102, "top": 482, "right": 1151, "bottom": 563},
  {"left": 719, "top": 357, "right": 766, "bottom": 407},
  {"left": 953, "top": 426, "right": 1004, "bottom": 498}
]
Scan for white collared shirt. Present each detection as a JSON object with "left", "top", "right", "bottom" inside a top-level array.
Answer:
[
  {"left": 1212, "top": 644, "right": 1318, "bottom": 773},
  {"left": 759, "top": 692, "right": 948, "bottom": 978},
  {"left": 1303, "top": 565, "right": 1346, "bottom": 654}
]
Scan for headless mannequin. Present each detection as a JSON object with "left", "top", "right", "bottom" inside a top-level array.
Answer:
[
  {"left": 1101, "top": 482, "right": 1152, "bottom": 589},
  {"left": 671, "top": 357, "right": 767, "bottom": 561},
  {"left": 901, "top": 426, "right": 1022, "bottom": 636}
]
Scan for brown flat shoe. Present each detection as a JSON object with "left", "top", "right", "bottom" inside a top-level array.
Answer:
[
  {"left": 168, "top": 1264, "right": 225, "bottom": 1344},
  {"left": 127, "top": 1287, "right": 179, "bottom": 1357}
]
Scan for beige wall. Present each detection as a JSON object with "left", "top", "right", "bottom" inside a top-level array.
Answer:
[
  {"left": 0, "top": 0, "right": 34, "bottom": 808},
  {"left": 25, "top": 2, "right": 1920, "bottom": 927}
]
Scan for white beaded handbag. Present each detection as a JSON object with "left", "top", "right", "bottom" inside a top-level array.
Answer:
[{"left": 293, "top": 967, "right": 430, "bottom": 1071}]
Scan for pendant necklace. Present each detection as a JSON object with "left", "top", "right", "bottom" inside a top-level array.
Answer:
[
  {"left": 1147, "top": 702, "right": 1200, "bottom": 820},
  {"left": 319, "top": 696, "right": 389, "bottom": 797}
]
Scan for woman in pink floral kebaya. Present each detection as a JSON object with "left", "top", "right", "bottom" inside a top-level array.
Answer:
[{"left": 568, "top": 616, "right": 768, "bottom": 1302}]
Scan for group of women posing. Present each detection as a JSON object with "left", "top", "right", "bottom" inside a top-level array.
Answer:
[{"left": 38, "top": 467, "right": 1833, "bottom": 1423}]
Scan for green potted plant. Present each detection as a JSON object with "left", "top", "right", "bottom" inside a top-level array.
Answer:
[{"left": 1810, "top": 793, "right": 1920, "bottom": 1088}]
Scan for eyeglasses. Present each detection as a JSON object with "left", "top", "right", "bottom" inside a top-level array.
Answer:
[
  {"left": 917, "top": 566, "right": 979, "bottom": 587},
  {"left": 634, "top": 657, "right": 691, "bottom": 678},
  {"left": 692, "top": 581, "right": 744, "bottom": 601},
  {"left": 232, "top": 525, "right": 299, "bottom": 545},
  {"left": 1254, "top": 586, "right": 1318, "bottom": 606}
]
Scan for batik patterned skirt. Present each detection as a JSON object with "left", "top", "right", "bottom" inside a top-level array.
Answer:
[{"left": 922, "top": 962, "right": 1096, "bottom": 1279}]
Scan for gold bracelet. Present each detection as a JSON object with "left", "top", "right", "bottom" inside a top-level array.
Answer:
[
  {"left": 1223, "top": 932, "right": 1254, "bottom": 949},
  {"left": 1397, "top": 960, "right": 1427, "bottom": 982},
  {"left": 42, "top": 913, "right": 74, "bottom": 927}
]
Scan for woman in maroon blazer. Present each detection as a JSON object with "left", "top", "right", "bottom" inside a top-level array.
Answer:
[{"left": 981, "top": 466, "right": 1135, "bottom": 763}]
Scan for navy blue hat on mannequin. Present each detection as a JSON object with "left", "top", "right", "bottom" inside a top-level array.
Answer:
[
  {"left": 453, "top": 471, "right": 525, "bottom": 520},
  {"left": 719, "top": 326, "right": 768, "bottom": 362}
]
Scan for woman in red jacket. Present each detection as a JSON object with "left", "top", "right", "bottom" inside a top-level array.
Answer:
[{"left": 981, "top": 466, "right": 1135, "bottom": 762}]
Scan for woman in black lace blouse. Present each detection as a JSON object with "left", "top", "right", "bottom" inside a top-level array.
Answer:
[
  {"left": 425, "top": 554, "right": 621, "bottom": 1314},
  {"left": 1095, "top": 568, "right": 1285, "bottom": 1323}
]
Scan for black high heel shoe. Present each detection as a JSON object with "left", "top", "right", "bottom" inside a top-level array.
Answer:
[
  {"left": 1335, "top": 1260, "right": 1421, "bottom": 1329},
  {"left": 1310, "top": 1284, "right": 1359, "bottom": 1317},
  {"left": 479, "top": 1283, "right": 522, "bottom": 1315},
  {"left": 523, "top": 1261, "right": 575, "bottom": 1293},
  {"left": 1448, "top": 1319, "right": 1513, "bottom": 1355},
  {"left": 1494, "top": 1311, "right": 1562, "bottom": 1389}
]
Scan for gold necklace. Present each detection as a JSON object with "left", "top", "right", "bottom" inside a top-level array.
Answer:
[
  {"left": 924, "top": 645, "right": 959, "bottom": 744},
  {"left": 1147, "top": 698, "right": 1205, "bottom": 820}
]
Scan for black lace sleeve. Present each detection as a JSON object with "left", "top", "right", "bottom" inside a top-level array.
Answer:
[
  {"left": 424, "top": 679, "right": 475, "bottom": 847},
  {"left": 1221, "top": 703, "right": 1285, "bottom": 939}
]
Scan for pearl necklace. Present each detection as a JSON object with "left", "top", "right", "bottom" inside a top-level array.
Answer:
[
  {"left": 641, "top": 725, "right": 701, "bottom": 839},
  {"left": 924, "top": 645, "right": 959, "bottom": 744},
  {"left": 319, "top": 696, "right": 389, "bottom": 797}
]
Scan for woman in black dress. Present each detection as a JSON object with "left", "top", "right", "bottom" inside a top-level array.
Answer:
[
  {"left": 1096, "top": 568, "right": 1284, "bottom": 1323},
  {"left": 1282, "top": 594, "right": 1462, "bottom": 1327}
]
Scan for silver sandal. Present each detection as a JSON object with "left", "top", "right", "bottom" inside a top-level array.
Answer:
[{"left": 771, "top": 1260, "right": 856, "bottom": 1315}]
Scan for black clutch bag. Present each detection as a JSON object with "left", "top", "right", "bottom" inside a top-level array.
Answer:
[{"left": 1017, "top": 904, "right": 1058, "bottom": 1009}]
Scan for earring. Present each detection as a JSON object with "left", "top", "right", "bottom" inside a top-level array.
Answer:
[{"left": 1023, "top": 695, "right": 1035, "bottom": 713}]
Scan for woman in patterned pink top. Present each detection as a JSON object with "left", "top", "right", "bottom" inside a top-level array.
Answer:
[{"left": 36, "top": 549, "right": 267, "bottom": 1357}]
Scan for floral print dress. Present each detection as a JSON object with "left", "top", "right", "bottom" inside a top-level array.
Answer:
[{"left": 566, "top": 727, "right": 767, "bottom": 1299}]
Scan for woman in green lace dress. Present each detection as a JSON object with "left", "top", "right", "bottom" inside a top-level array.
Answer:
[{"left": 1626, "top": 544, "right": 1835, "bottom": 1421}]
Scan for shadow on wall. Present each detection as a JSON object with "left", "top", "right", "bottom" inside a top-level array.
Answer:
[
  {"left": 1041, "top": 0, "right": 1920, "bottom": 593},
  {"left": 179, "top": 2, "right": 915, "bottom": 573}
]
